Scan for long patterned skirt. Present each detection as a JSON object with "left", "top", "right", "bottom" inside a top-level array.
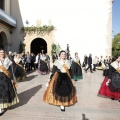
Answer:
[
  {"left": 0, "top": 73, "right": 19, "bottom": 109},
  {"left": 43, "top": 72, "right": 77, "bottom": 106}
]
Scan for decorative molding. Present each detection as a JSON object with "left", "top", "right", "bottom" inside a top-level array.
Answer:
[
  {"left": 0, "top": 9, "right": 17, "bottom": 27},
  {"left": 0, "top": 23, "right": 12, "bottom": 32},
  {"left": 21, "top": 25, "right": 55, "bottom": 36}
]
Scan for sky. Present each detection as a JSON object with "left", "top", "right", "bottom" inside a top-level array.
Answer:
[
  {"left": 19, "top": 0, "right": 111, "bottom": 58},
  {"left": 112, "top": 0, "right": 120, "bottom": 38}
]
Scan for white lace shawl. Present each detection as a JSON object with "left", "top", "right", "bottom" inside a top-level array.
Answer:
[
  {"left": 54, "top": 59, "right": 71, "bottom": 73},
  {"left": 0, "top": 57, "right": 12, "bottom": 71}
]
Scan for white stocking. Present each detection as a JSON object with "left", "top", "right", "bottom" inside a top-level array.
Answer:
[{"left": 60, "top": 106, "right": 64, "bottom": 109}]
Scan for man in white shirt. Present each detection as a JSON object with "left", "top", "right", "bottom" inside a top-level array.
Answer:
[{"left": 93, "top": 56, "right": 98, "bottom": 71}]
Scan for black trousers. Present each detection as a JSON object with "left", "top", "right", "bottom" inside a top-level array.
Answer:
[
  {"left": 30, "top": 62, "right": 36, "bottom": 70},
  {"left": 93, "top": 64, "right": 97, "bottom": 71},
  {"left": 35, "top": 63, "right": 38, "bottom": 69},
  {"left": 86, "top": 64, "right": 92, "bottom": 72},
  {"left": 25, "top": 62, "right": 31, "bottom": 72}
]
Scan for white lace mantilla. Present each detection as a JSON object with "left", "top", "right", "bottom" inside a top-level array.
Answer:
[
  {"left": 40, "top": 55, "right": 46, "bottom": 61},
  {"left": 14, "top": 58, "right": 21, "bottom": 63},
  {"left": 72, "top": 57, "right": 80, "bottom": 62},
  {"left": 0, "top": 57, "right": 12, "bottom": 71},
  {"left": 54, "top": 60, "right": 71, "bottom": 73},
  {"left": 111, "top": 61, "right": 120, "bottom": 69}
]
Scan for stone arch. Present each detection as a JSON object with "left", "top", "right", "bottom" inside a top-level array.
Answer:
[
  {"left": 0, "top": 31, "right": 8, "bottom": 52},
  {"left": 30, "top": 38, "right": 47, "bottom": 55}
]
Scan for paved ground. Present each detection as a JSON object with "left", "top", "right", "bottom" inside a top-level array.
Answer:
[{"left": 0, "top": 68, "right": 120, "bottom": 120}]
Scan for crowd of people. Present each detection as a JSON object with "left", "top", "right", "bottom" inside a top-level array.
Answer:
[
  {"left": 82, "top": 54, "right": 112, "bottom": 73},
  {"left": 7, "top": 51, "right": 51, "bottom": 75},
  {"left": 0, "top": 44, "right": 120, "bottom": 114}
]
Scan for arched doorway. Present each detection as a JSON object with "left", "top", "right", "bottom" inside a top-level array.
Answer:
[
  {"left": 0, "top": 32, "right": 8, "bottom": 51},
  {"left": 31, "top": 38, "right": 47, "bottom": 55}
]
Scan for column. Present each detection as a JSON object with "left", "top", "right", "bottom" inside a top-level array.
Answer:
[{"left": 4, "top": 0, "right": 10, "bottom": 15}]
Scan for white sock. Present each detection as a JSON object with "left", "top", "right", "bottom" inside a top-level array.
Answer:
[
  {"left": 60, "top": 106, "right": 64, "bottom": 109},
  {"left": 0, "top": 108, "right": 2, "bottom": 113}
]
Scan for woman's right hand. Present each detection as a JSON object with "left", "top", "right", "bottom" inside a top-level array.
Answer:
[
  {"left": 71, "top": 79, "right": 75, "bottom": 84},
  {"left": 106, "top": 79, "right": 111, "bottom": 86},
  {"left": 108, "top": 79, "right": 111, "bottom": 82}
]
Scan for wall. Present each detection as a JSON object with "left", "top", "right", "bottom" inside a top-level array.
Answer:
[
  {"left": 17, "top": 0, "right": 112, "bottom": 62},
  {"left": 10, "top": 0, "right": 24, "bottom": 53}
]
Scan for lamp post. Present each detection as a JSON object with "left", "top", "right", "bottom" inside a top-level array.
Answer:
[
  {"left": 66, "top": 44, "right": 70, "bottom": 60},
  {"left": 26, "top": 20, "right": 29, "bottom": 26}
]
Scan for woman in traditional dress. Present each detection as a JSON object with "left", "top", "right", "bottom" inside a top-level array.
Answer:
[
  {"left": 71, "top": 52, "right": 83, "bottom": 81},
  {"left": 96, "top": 56, "right": 106, "bottom": 70},
  {"left": 0, "top": 47, "right": 19, "bottom": 114},
  {"left": 98, "top": 56, "right": 120, "bottom": 101},
  {"left": 43, "top": 50, "right": 77, "bottom": 111},
  {"left": 14, "top": 54, "right": 26, "bottom": 82},
  {"left": 103, "top": 56, "right": 111, "bottom": 77},
  {"left": 39, "top": 53, "right": 48, "bottom": 75}
]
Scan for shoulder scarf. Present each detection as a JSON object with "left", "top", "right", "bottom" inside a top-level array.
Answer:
[
  {"left": 0, "top": 57, "right": 12, "bottom": 70},
  {"left": 0, "top": 65, "right": 18, "bottom": 89},
  {"left": 0, "top": 65, "right": 10, "bottom": 78},
  {"left": 62, "top": 64, "right": 71, "bottom": 78},
  {"left": 73, "top": 57, "right": 81, "bottom": 66},
  {"left": 111, "top": 61, "right": 120, "bottom": 73},
  {"left": 55, "top": 60, "right": 71, "bottom": 78},
  {"left": 41, "top": 55, "right": 47, "bottom": 63}
]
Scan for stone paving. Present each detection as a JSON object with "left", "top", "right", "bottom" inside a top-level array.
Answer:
[{"left": 0, "top": 69, "right": 120, "bottom": 120}]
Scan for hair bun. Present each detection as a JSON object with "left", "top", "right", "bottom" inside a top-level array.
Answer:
[{"left": 0, "top": 45, "right": 4, "bottom": 51}]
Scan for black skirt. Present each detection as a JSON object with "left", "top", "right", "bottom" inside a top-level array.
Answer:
[
  {"left": 0, "top": 72, "right": 15, "bottom": 103},
  {"left": 14, "top": 63, "right": 26, "bottom": 81},
  {"left": 54, "top": 72, "right": 72, "bottom": 97},
  {"left": 71, "top": 62, "right": 82, "bottom": 76},
  {"left": 108, "top": 72, "right": 120, "bottom": 92},
  {"left": 103, "top": 69, "right": 109, "bottom": 76},
  {"left": 40, "top": 60, "right": 48, "bottom": 72}
]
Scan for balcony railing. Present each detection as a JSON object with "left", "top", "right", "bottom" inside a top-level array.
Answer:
[{"left": 0, "top": 8, "right": 16, "bottom": 27}]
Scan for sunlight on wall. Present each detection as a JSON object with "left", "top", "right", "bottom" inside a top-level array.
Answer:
[{"left": 18, "top": 0, "right": 112, "bottom": 61}]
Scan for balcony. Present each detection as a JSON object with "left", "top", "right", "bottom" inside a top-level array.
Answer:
[{"left": 0, "top": 8, "right": 16, "bottom": 27}]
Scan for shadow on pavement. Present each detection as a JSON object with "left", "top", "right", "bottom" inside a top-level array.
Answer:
[
  {"left": 9, "top": 85, "right": 42, "bottom": 109},
  {"left": 82, "top": 114, "right": 89, "bottom": 120},
  {"left": 22, "top": 75, "right": 38, "bottom": 82}
]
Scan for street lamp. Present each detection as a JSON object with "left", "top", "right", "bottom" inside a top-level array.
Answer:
[
  {"left": 26, "top": 20, "right": 29, "bottom": 26},
  {"left": 66, "top": 44, "right": 70, "bottom": 60},
  {"left": 112, "top": 0, "right": 114, "bottom": 3}
]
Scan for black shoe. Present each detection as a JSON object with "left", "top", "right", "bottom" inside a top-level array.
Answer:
[
  {"left": 61, "top": 108, "right": 65, "bottom": 112},
  {"left": 111, "top": 98, "right": 115, "bottom": 100},
  {"left": 0, "top": 108, "right": 7, "bottom": 116}
]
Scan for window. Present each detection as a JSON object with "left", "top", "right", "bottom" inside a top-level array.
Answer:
[{"left": 0, "top": 0, "right": 4, "bottom": 10}]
